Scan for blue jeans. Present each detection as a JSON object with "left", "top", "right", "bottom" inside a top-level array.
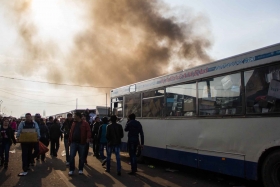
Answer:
[
  {"left": 128, "top": 141, "right": 138, "bottom": 172},
  {"left": 69, "top": 142, "right": 86, "bottom": 171},
  {"left": 106, "top": 145, "right": 121, "bottom": 172},
  {"left": 0, "top": 141, "right": 11, "bottom": 163},
  {"left": 99, "top": 143, "right": 107, "bottom": 159},
  {"left": 64, "top": 138, "right": 70, "bottom": 162}
]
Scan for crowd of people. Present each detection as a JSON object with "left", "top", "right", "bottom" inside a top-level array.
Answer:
[{"left": 0, "top": 110, "right": 144, "bottom": 177}]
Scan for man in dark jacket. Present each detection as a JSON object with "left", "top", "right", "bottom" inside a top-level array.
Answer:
[
  {"left": 31, "top": 113, "right": 43, "bottom": 165},
  {"left": 105, "top": 115, "right": 124, "bottom": 175},
  {"left": 92, "top": 117, "right": 101, "bottom": 157},
  {"left": 46, "top": 116, "right": 54, "bottom": 155},
  {"left": 60, "top": 113, "right": 73, "bottom": 165},
  {"left": 49, "top": 118, "right": 62, "bottom": 157},
  {"left": 84, "top": 109, "right": 90, "bottom": 124},
  {"left": 46, "top": 116, "right": 54, "bottom": 130},
  {"left": 68, "top": 112, "right": 91, "bottom": 176},
  {"left": 36, "top": 119, "right": 49, "bottom": 162},
  {"left": 125, "top": 113, "right": 144, "bottom": 175}
]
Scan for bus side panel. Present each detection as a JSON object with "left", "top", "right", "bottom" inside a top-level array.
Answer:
[
  {"left": 166, "top": 148, "right": 198, "bottom": 168},
  {"left": 245, "top": 161, "right": 258, "bottom": 180},
  {"left": 198, "top": 154, "right": 245, "bottom": 178}
]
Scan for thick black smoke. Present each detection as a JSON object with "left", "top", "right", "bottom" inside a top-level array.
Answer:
[{"left": 6, "top": 0, "right": 213, "bottom": 90}]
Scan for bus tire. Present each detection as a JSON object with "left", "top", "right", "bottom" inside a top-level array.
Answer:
[{"left": 262, "top": 150, "right": 280, "bottom": 187}]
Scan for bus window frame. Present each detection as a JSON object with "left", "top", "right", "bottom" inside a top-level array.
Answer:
[
  {"left": 123, "top": 92, "right": 142, "bottom": 118},
  {"left": 197, "top": 72, "right": 243, "bottom": 117},
  {"left": 140, "top": 88, "right": 165, "bottom": 119},
  {"left": 111, "top": 97, "right": 124, "bottom": 118},
  {"left": 165, "top": 81, "right": 197, "bottom": 118},
  {"left": 243, "top": 62, "right": 280, "bottom": 116}
]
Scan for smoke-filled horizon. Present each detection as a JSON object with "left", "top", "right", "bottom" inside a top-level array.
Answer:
[{"left": 6, "top": 0, "right": 213, "bottom": 91}]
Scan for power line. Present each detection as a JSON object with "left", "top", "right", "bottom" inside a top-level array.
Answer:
[
  {"left": 0, "top": 90, "right": 76, "bottom": 105},
  {"left": 0, "top": 75, "right": 114, "bottom": 88},
  {"left": 0, "top": 88, "right": 105, "bottom": 98}
]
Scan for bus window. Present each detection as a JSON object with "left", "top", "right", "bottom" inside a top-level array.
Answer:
[
  {"left": 166, "top": 83, "right": 196, "bottom": 117},
  {"left": 244, "top": 64, "right": 280, "bottom": 114},
  {"left": 124, "top": 93, "right": 141, "bottom": 117},
  {"left": 142, "top": 89, "right": 164, "bottom": 117},
  {"left": 111, "top": 97, "right": 123, "bottom": 117},
  {"left": 198, "top": 73, "right": 242, "bottom": 116}
]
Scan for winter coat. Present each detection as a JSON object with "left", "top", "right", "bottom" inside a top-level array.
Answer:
[
  {"left": 50, "top": 123, "right": 62, "bottom": 140},
  {"left": 106, "top": 123, "right": 124, "bottom": 146},
  {"left": 124, "top": 120, "right": 144, "bottom": 145},
  {"left": 68, "top": 120, "right": 91, "bottom": 145},
  {"left": 61, "top": 119, "right": 73, "bottom": 139},
  {"left": 98, "top": 123, "right": 108, "bottom": 144},
  {"left": 0, "top": 126, "right": 16, "bottom": 146}
]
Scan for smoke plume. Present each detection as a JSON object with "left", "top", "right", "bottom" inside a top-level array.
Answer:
[{"left": 6, "top": 0, "right": 213, "bottom": 90}]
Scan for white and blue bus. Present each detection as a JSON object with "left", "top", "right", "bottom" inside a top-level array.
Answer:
[{"left": 111, "top": 43, "right": 280, "bottom": 186}]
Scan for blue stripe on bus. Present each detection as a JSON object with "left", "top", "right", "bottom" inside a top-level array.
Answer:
[{"left": 121, "top": 142, "right": 258, "bottom": 180}]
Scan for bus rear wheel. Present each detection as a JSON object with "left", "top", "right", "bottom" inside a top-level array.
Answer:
[{"left": 262, "top": 150, "right": 280, "bottom": 187}]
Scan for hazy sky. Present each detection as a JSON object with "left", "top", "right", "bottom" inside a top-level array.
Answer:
[{"left": 0, "top": 0, "right": 279, "bottom": 118}]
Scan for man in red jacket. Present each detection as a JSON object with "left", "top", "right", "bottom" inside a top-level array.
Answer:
[{"left": 68, "top": 112, "right": 91, "bottom": 176}]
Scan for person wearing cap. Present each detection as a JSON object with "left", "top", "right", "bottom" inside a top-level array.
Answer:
[
  {"left": 68, "top": 112, "right": 91, "bottom": 176},
  {"left": 61, "top": 113, "right": 74, "bottom": 166},
  {"left": 16, "top": 113, "right": 40, "bottom": 176}
]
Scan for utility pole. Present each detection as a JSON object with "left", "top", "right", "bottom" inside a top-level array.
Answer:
[
  {"left": 76, "top": 98, "right": 78, "bottom": 110},
  {"left": 0, "top": 100, "right": 3, "bottom": 114},
  {"left": 2, "top": 106, "right": 6, "bottom": 115},
  {"left": 106, "top": 93, "right": 108, "bottom": 116}
]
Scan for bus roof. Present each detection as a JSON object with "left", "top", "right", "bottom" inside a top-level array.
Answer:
[{"left": 111, "top": 43, "right": 280, "bottom": 98}]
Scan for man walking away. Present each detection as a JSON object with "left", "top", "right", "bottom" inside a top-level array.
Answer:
[
  {"left": 46, "top": 117, "right": 54, "bottom": 130},
  {"left": 49, "top": 118, "right": 62, "bottom": 157},
  {"left": 16, "top": 113, "right": 40, "bottom": 176},
  {"left": 125, "top": 113, "right": 144, "bottom": 175},
  {"left": 97, "top": 117, "right": 109, "bottom": 160},
  {"left": 105, "top": 115, "right": 124, "bottom": 175},
  {"left": 84, "top": 109, "right": 90, "bottom": 124},
  {"left": 92, "top": 117, "right": 101, "bottom": 158},
  {"left": 61, "top": 113, "right": 73, "bottom": 166},
  {"left": 68, "top": 112, "right": 91, "bottom": 176}
]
